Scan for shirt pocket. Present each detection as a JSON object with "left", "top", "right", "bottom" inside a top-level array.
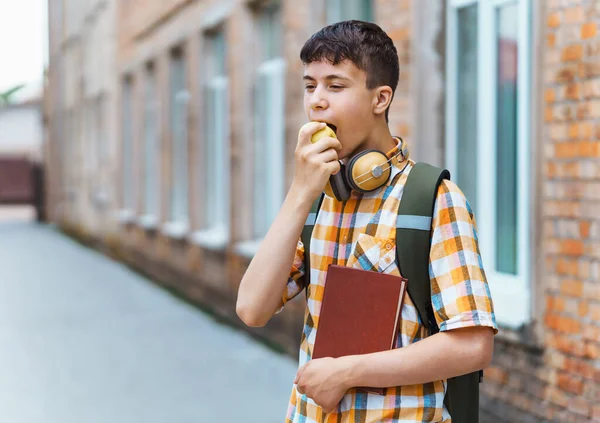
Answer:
[{"left": 346, "top": 233, "right": 398, "bottom": 275}]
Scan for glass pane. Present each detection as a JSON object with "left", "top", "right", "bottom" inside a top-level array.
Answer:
[
  {"left": 144, "top": 69, "right": 158, "bottom": 216},
  {"left": 495, "top": 3, "right": 519, "bottom": 275},
  {"left": 253, "top": 72, "right": 270, "bottom": 238},
  {"left": 170, "top": 53, "right": 188, "bottom": 222},
  {"left": 456, "top": 4, "right": 479, "bottom": 214},
  {"left": 204, "top": 84, "right": 220, "bottom": 228},
  {"left": 214, "top": 82, "right": 228, "bottom": 226},
  {"left": 122, "top": 78, "right": 134, "bottom": 209},
  {"left": 342, "top": 0, "right": 373, "bottom": 21},
  {"left": 326, "top": 0, "right": 342, "bottom": 23},
  {"left": 260, "top": 4, "right": 282, "bottom": 60},
  {"left": 328, "top": 0, "right": 372, "bottom": 23},
  {"left": 207, "top": 31, "right": 226, "bottom": 77}
]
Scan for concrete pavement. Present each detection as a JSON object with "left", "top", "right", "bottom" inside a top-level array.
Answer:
[{"left": 0, "top": 217, "right": 297, "bottom": 423}]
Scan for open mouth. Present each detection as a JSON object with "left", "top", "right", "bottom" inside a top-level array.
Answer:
[{"left": 326, "top": 124, "right": 338, "bottom": 134}]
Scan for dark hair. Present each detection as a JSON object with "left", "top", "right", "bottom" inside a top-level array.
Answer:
[{"left": 300, "top": 20, "right": 399, "bottom": 122}]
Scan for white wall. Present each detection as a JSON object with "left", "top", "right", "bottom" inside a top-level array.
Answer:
[{"left": 0, "top": 104, "right": 43, "bottom": 160}]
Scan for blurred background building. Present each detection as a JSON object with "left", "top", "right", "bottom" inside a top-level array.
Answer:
[{"left": 41, "top": 0, "right": 600, "bottom": 422}]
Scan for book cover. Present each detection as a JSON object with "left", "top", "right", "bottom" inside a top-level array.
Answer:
[{"left": 312, "top": 264, "right": 407, "bottom": 395}]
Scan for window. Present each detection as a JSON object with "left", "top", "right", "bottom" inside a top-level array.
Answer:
[
  {"left": 141, "top": 62, "right": 160, "bottom": 228},
  {"left": 252, "top": 2, "right": 286, "bottom": 240},
  {"left": 121, "top": 76, "right": 135, "bottom": 219},
  {"left": 446, "top": 0, "right": 531, "bottom": 328},
  {"left": 193, "top": 29, "right": 230, "bottom": 249},
  {"left": 87, "top": 94, "right": 108, "bottom": 207},
  {"left": 167, "top": 48, "right": 190, "bottom": 236},
  {"left": 326, "top": 0, "right": 373, "bottom": 23}
]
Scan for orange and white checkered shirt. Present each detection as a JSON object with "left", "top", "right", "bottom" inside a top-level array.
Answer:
[{"left": 280, "top": 141, "right": 497, "bottom": 423}]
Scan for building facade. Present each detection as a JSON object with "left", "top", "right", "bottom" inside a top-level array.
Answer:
[
  {"left": 45, "top": 0, "right": 119, "bottom": 235},
  {"left": 45, "top": 0, "right": 600, "bottom": 421}
]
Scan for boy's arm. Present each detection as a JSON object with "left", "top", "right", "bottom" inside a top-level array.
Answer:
[
  {"left": 296, "top": 326, "right": 493, "bottom": 398},
  {"left": 236, "top": 122, "right": 342, "bottom": 327},
  {"left": 236, "top": 187, "right": 312, "bottom": 327}
]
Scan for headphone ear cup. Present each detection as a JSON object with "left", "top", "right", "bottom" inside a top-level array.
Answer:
[
  {"left": 328, "top": 162, "right": 352, "bottom": 202},
  {"left": 346, "top": 150, "right": 390, "bottom": 193}
]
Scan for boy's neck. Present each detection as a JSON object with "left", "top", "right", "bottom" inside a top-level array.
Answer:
[{"left": 344, "top": 122, "right": 396, "bottom": 162}]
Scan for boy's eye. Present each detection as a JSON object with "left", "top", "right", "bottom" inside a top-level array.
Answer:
[
  {"left": 304, "top": 85, "right": 315, "bottom": 90},
  {"left": 330, "top": 85, "right": 344, "bottom": 90}
]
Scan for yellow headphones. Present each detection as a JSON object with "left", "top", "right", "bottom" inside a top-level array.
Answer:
[{"left": 309, "top": 124, "right": 408, "bottom": 202}]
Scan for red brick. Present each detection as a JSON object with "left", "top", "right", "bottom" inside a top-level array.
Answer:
[
  {"left": 582, "top": 23, "right": 598, "bottom": 39},
  {"left": 545, "top": 312, "right": 581, "bottom": 334},
  {"left": 556, "top": 65, "right": 578, "bottom": 82},
  {"left": 545, "top": 88, "right": 556, "bottom": 103},
  {"left": 484, "top": 366, "right": 509, "bottom": 384},
  {"left": 560, "top": 239, "right": 584, "bottom": 256},
  {"left": 548, "top": 33, "right": 556, "bottom": 47},
  {"left": 568, "top": 122, "right": 579, "bottom": 138},
  {"left": 558, "top": 372, "right": 584, "bottom": 395},
  {"left": 581, "top": 122, "right": 595, "bottom": 138},
  {"left": 548, "top": 13, "right": 561, "bottom": 28},
  {"left": 564, "top": 357, "right": 594, "bottom": 380},
  {"left": 553, "top": 333, "right": 586, "bottom": 357},
  {"left": 560, "top": 279, "right": 583, "bottom": 298},
  {"left": 562, "top": 45, "right": 584, "bottom": 62},
  {"left": 565, "top": 83, "right": 580, "bottom": 100},
  {"left": 555, "top": 143, "right": 577, "bottom": 158},
  {"left": 578, "top": 300, "right": 589, "bottom": 317}
]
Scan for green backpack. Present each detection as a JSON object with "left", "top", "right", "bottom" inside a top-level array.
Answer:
[{"left": 301, "top": 162, "right": 482, "bottom": 423}]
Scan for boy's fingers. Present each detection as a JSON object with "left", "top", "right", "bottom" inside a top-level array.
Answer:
[
  {"left": 311, "top": 137, "right": 342, "bottom": 154},
  {"left": 294, "top": 363, "right": 309, "bottom": 383},
  {"left": 298, "top": 122, "right": 327, "bottom": 146}
]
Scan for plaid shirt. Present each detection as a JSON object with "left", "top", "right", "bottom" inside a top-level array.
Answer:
[{"left": 280, "top": 140, "right": 497, "bottom": 423}]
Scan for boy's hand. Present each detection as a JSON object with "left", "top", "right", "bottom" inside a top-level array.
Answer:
[
  {"left": 291, "top": 122, "right": 342, "bottom": 204},
  {"left": 294, "top": 357, "right": 350, "bottom": 413}
]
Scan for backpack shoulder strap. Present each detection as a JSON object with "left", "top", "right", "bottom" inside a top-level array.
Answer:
[
  {"left": 300, "top": 193, "right": 325, "bottom": 293},
  {"left": 396, "top": 163, "right": 482, "bottom": 423},
  {"left": 395, "top": 162, "right": 450, "bottom": 331}
]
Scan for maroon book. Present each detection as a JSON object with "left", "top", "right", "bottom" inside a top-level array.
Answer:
[{"left": 312, "top": 264, "right": 407, "bottom": 395}]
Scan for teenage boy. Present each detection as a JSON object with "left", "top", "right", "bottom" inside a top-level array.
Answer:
[{"left": 237, "top": 20, "right": 497, "bottom": 423}]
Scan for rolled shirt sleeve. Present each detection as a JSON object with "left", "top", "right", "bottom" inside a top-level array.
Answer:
[
  {"left": 429, "top": 180, "right": 498, "bottom": 334},
  {"left": 275, "top": 238, "right": 306, "bottom": 313}
]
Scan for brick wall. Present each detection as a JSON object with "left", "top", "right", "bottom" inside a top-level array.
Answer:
[
  {"left": 541, "top": 1, "right": 600, "bottom": 420},
  {"left": 481, "top": 1, "right": 600, "bottom": 422}
]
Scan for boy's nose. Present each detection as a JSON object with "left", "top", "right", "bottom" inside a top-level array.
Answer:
[{"left": 310, "top": 95, "right": 328, "bottom": 110}]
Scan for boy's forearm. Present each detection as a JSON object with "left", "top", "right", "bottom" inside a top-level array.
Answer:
[
  {"left": 338, "top": 327, "right": 494, "bottom": 389},
  {"left": 236, "top": 185, "right": 314, "bottom": 327}
]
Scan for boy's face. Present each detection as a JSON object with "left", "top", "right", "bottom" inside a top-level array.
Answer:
[{"left": 303, "top": 59, "right": 377, "bottom": 160}]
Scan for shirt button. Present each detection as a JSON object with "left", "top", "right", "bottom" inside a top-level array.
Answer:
[{"left": 385, "top": 243, "right": 393, "bottom": 250}]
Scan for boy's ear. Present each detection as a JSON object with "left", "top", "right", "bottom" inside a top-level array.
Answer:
[{"left": 372, "top": 86, "right": 393, "bottom": 117}]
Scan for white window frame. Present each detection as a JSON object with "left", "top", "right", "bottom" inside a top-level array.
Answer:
[
  {"left": 163, "top": 52, "right": 190, "bottom": 239},
  {"left": 139, "top": 64, "right": 160, "bottom": 230},
  {"left": 446, "top": 0, "right": 532, "bottom": 328},
  {"left": 192, "top": 32, "right": 231, "bottom": 251},
  {"left": 119, "top": 77, "right": 135, "bottom": 223}
]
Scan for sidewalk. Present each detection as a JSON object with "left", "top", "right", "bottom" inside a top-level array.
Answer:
[{"left": 0, "top": 220, "right": 297, "bottom": 423}]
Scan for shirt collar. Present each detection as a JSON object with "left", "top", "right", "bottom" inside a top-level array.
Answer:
[{"left": 386, "top": 136, "right": 410, "bottom": 166}]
